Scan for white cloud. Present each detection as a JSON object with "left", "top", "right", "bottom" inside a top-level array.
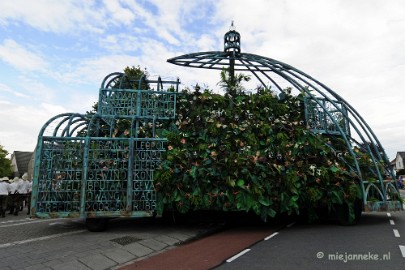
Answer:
[
  {"left": 0, "top": 0, "right": 104, "bottom": 34},
  {"left": 58, "top": 54, "right": 141, "bottom": 86},
  {"left": 102, "top": 0, "right": 135, "bottom": 26},
  {"left": 0, "top": 39, "right": 48, "bottom": 71},
  {"left": 0, "top": 101, "right": 67, "bottom": 153},
  {"left": 0, "top": 83, "right": 30, "bottom": 98}
]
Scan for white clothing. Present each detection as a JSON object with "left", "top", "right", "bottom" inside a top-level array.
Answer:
[
  {"left": 27, "top": 181, "right": 33, "bottom": 193},
  {"left": 16, "top": 179, "right": 26, "bottom": 194},
  {"left": 0, "top": 181, "right": 10, "bottom": 195},
  {"left": 9, "top": 181, "right": 18, "bottom": 194}
]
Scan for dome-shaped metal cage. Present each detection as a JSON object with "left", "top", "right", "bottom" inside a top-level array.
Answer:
[{"left": 167, "top": 25, "right": 402, "bottom": 212}]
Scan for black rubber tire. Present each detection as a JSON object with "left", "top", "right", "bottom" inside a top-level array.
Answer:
[
  {"left": 353, "top": 198, "right": 363, "bottom": 223},
  {"left": 86, "top": 218, "right": 109, "bottom": 232},
  {"left": 335, "top": 199, "right": 362, "bottom": 226}
]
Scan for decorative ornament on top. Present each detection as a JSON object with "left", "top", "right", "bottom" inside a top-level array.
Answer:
[{"left": 224, "top": 21, "right": 241, "bottom": 53}]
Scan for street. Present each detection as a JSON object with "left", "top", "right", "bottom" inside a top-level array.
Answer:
[
  {"left": 216, "top": 207, "right": 405, "bottom": 270},
  {"left": 0, "top": 196, "right": 404, "bottom": 270}
]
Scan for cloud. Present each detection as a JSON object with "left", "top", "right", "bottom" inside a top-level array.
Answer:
[
  {"left": 0, "top": 82, "right": 30, "bottom": 98},
  {"left": 102, "top": 0, "right": 135, "bottom": 26},
  {"left": 0, "top": 101, "right": 67, "bottom": 153},
  {"left": 0, "top": 0, "right": 104, "bottom": 34},
  {"left": 0, "top": 39, "right": 48, "bottom": 71}
]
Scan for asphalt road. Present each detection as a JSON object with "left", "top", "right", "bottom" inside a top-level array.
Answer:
[
  {"left": 215, "top": 210, "right": 405, "bottom": 270},
  {"left": 1, "top": 194, "right": 404, "bottom": 270}
]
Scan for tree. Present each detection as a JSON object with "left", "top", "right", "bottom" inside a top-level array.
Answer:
[
  {"left": 217, "top": 68, "right": 250, "bottom": 97},
  {"left": 0, "top": 145, "right": 13, "bottom": 177}
]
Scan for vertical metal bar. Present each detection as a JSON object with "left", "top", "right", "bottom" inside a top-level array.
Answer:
[
  {"left": 30, "top": 137, "right": 44, "bottom": 216},
  {"left": 80, "top": 137, "right": 90, "bottom": 217},
  {"left": 127, "top": 138, "right": 134, "bottom": 213}
]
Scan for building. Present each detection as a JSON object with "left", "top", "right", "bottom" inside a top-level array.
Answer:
[
  {"left": 390, "top": 158, "right": 397, "bottom": 171},
  {"left": 10, "top": 151, "right": 34, "bottom": 178},
  {"left": 395, "top": 152, "right": 405, "bottom": 171}
]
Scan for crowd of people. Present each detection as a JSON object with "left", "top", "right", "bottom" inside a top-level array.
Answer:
[{"left": 0, "top": 172, "right": 32, "bottom": 218}]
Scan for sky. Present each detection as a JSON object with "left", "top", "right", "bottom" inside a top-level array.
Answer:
[{"left": 0, "top": 0, "right": 404, "bottom": 160}]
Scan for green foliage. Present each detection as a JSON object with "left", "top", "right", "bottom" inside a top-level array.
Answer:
[
  {"left": 0, "top": 145, "right": 13, "bottom": 177},
  {"left": 155, "top": 84, "right": 362, "bottom": 221},
  {"left": 218, "top": 68, "right": 251, "bottom": 96}
]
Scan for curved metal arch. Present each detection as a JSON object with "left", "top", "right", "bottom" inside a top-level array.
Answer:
[
  {"left": 168, "top": 48, "right": 400, "bottom": 209},
  {"left": 101, "top": 72, "right": 124, "bottom": 89},
  {"left": 100, "top": 72, "right": 149, "bottom": 90},
  {"left": 169, "top": 52, "right": 364, "bottom": 174},
  {"left": 38, "top": 113, "right": 89, "bottom": 138},
  {"left": 86, "top": 113, "right": 118, "bottom": 138}
]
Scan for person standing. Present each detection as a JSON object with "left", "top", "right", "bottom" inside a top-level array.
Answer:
[
  {"left": 14, "top": 176, "right": 26, "bottom": 216},
  {"left": 8, "top": 177, "right": 21, "bottom": 215},
  {"left": 22, "top": 173, "right": 32, "bottom": 215},
  {"left": 0, "top": 177, "right": 11, "bottom": 218}
]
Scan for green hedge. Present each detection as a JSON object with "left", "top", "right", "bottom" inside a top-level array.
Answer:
[{"left": 155, "top": 87, "right": 361, "bottom": 222}]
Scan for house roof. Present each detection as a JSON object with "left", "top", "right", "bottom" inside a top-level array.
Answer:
[
  {"left": 12, "top": 151, "right": 34, "bottom": 176},
  {"left": 397, "top": 152, "right": 405, "bottom": 159}
]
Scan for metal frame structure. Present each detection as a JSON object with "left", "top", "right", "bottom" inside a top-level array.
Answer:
[
  {"left": 167, "top": 24, "right": 402, "bottom": 212},
  {"left": 31, "top": 74, "right": 180, "bottom": 218},
  {"left": 31, "top": 24, "right": 402, "bottom": 221}
]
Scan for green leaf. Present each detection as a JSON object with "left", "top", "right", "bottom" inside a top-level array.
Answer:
[
  {"left": 330, "top": 166, "right": 339, "bottom": 173},
  {"left": 236, "top": 179, "right": 245, "bottom": 187},
  {"left": 258, "top": 197, "right": 271, "bottom": 206}
]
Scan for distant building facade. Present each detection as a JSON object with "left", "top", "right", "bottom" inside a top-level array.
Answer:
[
  {"left": 395, "top": 152, "right": 405, "bottom": 171},
  {"left": 10, "top": 151, "right": 34, "bottom": 178}
]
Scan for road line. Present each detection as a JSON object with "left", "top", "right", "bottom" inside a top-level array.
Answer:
[
  {"left": 286, "top": 222, "right": 296, "bottom": 228},
  {"left": 0, "top": 218, "right": 65, "bottom": 228},
  {"left": 399, "top": 245, "right": 405, "bottom": 258},
  {"left": 0, "top": 218, "right": 32, "bottom": 224},
  {"left": 226, "top": 249, "right": 251, "bottom": 263},
  {"left": 387, "top": 213, "right": 391, "bottom": 217},
  {"left": 264, "top": 232, "right": 279, "bottom": 241},
  {"left": 393, "top": 229, "right": 400, "bottom": 238},
  {"left": 0, "top": 229, "right": 87, "bottom": 249},
  {"left": 389, "top": 219, "right": 395, "bottom": 225}
]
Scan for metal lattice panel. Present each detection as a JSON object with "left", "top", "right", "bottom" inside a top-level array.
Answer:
[{"left": 32, "top": 75, "right": 180, "bottom": 218}]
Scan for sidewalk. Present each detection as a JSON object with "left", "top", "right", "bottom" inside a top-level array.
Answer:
[{"left": 0, "top": 209, "right": 223, "bottom": 270}]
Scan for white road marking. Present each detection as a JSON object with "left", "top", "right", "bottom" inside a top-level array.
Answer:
[
  {"left": 389, "top": 219, "right": 395, "bottom": 225},
  {"left": 286, "top": 222, "right": 296, "bottom": 228},
  {"left": 393, "top": 229, "right": 400, "bottom": 238},
  {"left": 0, "top": 218, "right": 31, "bottom": 224},
  {"left": 0, "top": 230, "right": 87, "bottom": 249},
  {"left": 387, "top": 213, "right": 391, "bottom": 217},
  {"left": 0, "top": 218, "right": 66, "bottom": 228},
  {"left": 226, "top": 249, "right": 251, "bottom": 263},
  {"left": 264, "top": 232, "right": 279, "bottom": 241},
  {"left": 399, "top": 245, "right": 405, "bottom": 258}
]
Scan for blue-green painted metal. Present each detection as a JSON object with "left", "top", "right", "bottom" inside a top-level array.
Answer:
[
  {"left": 167, "top": 26, "right": 403, "bottom": 212},
  {"left": 31, "top": 75, "right": 180, "bottom": 218}
]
